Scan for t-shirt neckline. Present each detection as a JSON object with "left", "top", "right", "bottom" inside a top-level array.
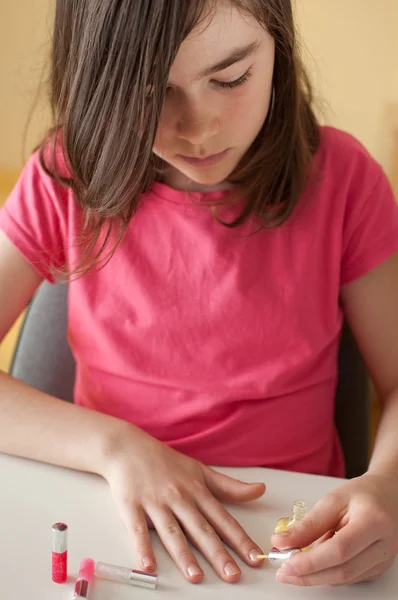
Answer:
[{"left": 150, "top": 181, "right": 235, "bottom": 206}]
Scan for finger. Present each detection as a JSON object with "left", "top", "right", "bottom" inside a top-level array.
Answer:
[
  {"left": 278, "top": 515, "right": 381, "bottom": 578},
  {"left": 313, "top": 530, "right": 335, "bottom": 547},
  {"left": 122, "top": 505, "right": 157, "bottom": 572},
  {"left": 173, "top": 500, "right": 242, "bottom": 582},
  {"left": 272, "top": 493, "right": 346, "bottom": 550},
  {"left": 275, "top": 526, "right": 376, "bottom": 580},
  {"left": 347, "top": 558, "right": 394, "bottom": 585},
  {"left": 204, "top": 467, "right": 266, "bottom": 505},
  {"left": 147, "top": 506, "right": 204, "bottom": 583},
  {"left": 197, "top": 487, "right": 264, "bottom": 567},
  {"left": 276, "top": 538, "right": 389, "bottom": 587}
]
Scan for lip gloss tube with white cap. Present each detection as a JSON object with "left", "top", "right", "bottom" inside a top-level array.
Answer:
[
  {"left": 73, "top": 558, "right": 95, "bottom": 599},
  {"left": 95, "top": 562, "right": 157, "bottom": 589},
  {"left": 52, "top": 522, "right": 68, "bottom": 583}
]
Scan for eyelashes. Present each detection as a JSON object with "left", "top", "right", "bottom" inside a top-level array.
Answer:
[
  {"left": 215, "top": 68, "right": 253, "bottom": 89},
  {"left": 164, "top": 67, "right": 253, "bottom": 97}
]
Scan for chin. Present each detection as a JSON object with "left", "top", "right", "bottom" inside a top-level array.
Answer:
[
  {"left": 188, "top": 173, "right": 228, "bottom": 187},
  {"left": 161, "top": 153, "right": 241, "bottom": 191},
  {"left": 185, "top": 163, "right": 237, "bottom": 187}
]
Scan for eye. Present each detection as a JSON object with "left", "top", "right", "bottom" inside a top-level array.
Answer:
[{"left": 215, "top": 68, "right": 253, "bottom": 89}]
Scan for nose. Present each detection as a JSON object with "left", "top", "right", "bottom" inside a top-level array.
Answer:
[{"left": 176, "top": 97, "right": 220, "bottom": 145}]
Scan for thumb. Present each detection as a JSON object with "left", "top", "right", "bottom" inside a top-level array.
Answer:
[
  {"left": 271, "top": 494, "right": 346, "bottom": 549},
  {"left": 204, "top": 467, "right": 266, "bottom": 504}
]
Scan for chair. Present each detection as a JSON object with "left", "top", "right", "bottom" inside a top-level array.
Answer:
[
  {"left": 9, "top": 282, "right": 75, "bottom": 403},
  {"left": 9, "top": 282, "right": 371, "bottom": 479}
]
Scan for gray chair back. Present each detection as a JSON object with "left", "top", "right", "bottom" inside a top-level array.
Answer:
[
  {"left": 9, "top": 282, "right": 371, "bottom": 478},
  {"left": 10, "top": 282, "right": 75, "bottom": 402}
]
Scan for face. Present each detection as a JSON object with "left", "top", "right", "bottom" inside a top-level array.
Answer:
[{"left": 152, "top": 1, "right": 275, "bottom": 192}]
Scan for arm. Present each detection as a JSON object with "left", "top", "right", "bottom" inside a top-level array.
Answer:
[
  {"left": 272, "top": 251, "right": 398, "bottom": 586},
  {"left": 341, "top": 251, "right": 398, "bottom": 478},
  {"left": 0, "top": 230, "right": 131, "bottom": 474},
  {"left": 0, "top": 231, "right": 265, "bottom": 583}
]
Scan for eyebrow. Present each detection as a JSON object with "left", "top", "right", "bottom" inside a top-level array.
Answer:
[{"left": 195, "top": 40, "right": 260, "bottom": 81}]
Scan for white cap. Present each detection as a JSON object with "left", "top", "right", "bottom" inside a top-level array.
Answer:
[
  {"left": 267, "top": 548, "right": 301, "bottom": 568},
  {"left": 52, "top": 522, "right": 68, "bottom": 553},
  {"left": 95, "top": 562, "right": 157, "bottom": 589}
]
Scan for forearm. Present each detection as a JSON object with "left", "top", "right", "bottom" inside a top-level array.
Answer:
[
  {"left": 0, "top": 369, "right": 135, "bottom": 477},
  {"left": 367, "top": 388, "right": 398, "bottom": 477}
]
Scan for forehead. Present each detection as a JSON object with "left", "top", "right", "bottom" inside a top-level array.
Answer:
[{"left": 169, "top": 3, "right": 266, "bottom": 81}]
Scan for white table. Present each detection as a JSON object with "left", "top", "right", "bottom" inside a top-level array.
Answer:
[{"left": 1, "top": 453, "right": 397, "bottom": 599}]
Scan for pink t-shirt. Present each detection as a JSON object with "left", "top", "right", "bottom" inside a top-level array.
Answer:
[{"left": 1, "top": 126, "right": 398, "bottom": 477}]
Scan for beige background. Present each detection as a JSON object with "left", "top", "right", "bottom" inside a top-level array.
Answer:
[{"left": 0, "top": 0, "right": 397, "bottom": 173}]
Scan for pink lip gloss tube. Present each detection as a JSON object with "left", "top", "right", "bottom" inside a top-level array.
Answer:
[
  {"left": 52, "top": 522, "right": 68, "bottom": 583},
  {"left": 72, "top": 558, "right": 95, "bottom": 599},
  {"left": 95, "top": 562, "right": 157, "bottom": 589}
]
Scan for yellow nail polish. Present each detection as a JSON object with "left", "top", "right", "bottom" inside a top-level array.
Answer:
[
  {"left": 274, "top": 500, "right": 311, "bottom": 551},
  {"left": 274, "top": 516, "right": 291, "bottom": 534},
  {"left": 274, "top": 500, "right": 306, "bottom": 532}
]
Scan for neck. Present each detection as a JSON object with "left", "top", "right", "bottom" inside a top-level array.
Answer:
[{"left": 160, "top": 165, "right": 235, "bottom": 193}]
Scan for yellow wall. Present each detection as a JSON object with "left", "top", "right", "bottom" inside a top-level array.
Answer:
[
  {"left": 0, "top": 178, "right": 24, "bottom": 372},
  {"left": 295, "top": 0, "right": 398, "bottom": 175},
  {"left": 0, "top": 0, "right": 53, "bottom": 171},
  {"left": 0, "top": 1, "right": 397, "bottom": 172}
]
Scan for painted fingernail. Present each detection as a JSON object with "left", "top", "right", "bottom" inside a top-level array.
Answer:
[
  {"left": 224, "top": 562, "right": 241, "bottom": 576},
  {"left": 249, "top": 550, "right": 261, "bottom": 562},
  {"left": 187, "top": 564, "right": 203, "bottom": 577},
  {"left": 142, "top": 556, "right": 155, "bottom": 569},
  {"left": 274, "top": 530, "right": 291, "bottom": 537}
]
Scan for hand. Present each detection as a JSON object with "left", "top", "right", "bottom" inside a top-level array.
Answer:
[
  {"left": 102, "top": 424, "right": 266, "bottom": 583},
  {"left": 271, "top": 473, "right": 398, "bottom": 586}
]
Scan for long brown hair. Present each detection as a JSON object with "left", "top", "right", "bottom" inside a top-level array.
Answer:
[{"left": 39, "top": 0, "right": 320, "bottom": 276}]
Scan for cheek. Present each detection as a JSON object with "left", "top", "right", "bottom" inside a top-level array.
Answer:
[
  {"left": 153, "top": 117, "right": 170, "bottom": 156},
  {"left": 224, "top": 85, "right": 271, "bottom": 135},
  {"left": 220, "top": 96, "right": 247, "bottom": 128}
]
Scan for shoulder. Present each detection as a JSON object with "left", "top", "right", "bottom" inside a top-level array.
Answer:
[
  {"left": 10, "top": 133, "right": 81, "bottom": 222},
  {"left": 314, "top": 126, "right": 384, "bottom": 189},
  {"left": 36, "top": 129, "right": 74, "bottom": 184},
  {"left": 297, "top": 126, "right": 397, "bottom": 240},
  {"left": 0, "top": 135, "right": 83, "bottom": 246},
  {"left": 0, "top": 135, "right": 87, "bottom": 281}
]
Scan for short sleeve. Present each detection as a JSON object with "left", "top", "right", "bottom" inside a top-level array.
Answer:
[
  {"left": 341, "top": 165, "right": 398, "bottom": 285},
  {"left": 0, "top": 150, "right": 68, "bottom": 282}
]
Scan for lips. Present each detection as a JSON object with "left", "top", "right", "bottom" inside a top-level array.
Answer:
[
  {"left": 179, "top": 149, "right": 230, "bottom": 168},
  {"left": 186, "top": 153, "right": 221, "bottom": 160}
]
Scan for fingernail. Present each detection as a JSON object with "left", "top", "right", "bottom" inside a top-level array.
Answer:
[
  {"left": 249, "top": 550, "right": 261, "bottom": 562},
  {"left": 187, "top": 564, "right": 203, "bottom": 577},
  {"left": 224, "top": 562, "right": 241, "bottom": 576},
  {"left": 274, "top": 530, "right": 291, "bottom": 537},
  {"left": 279, "top": 562, "right": 296, "bottom": 576},
  {"left": 142, "top": 556, "right": 155, "bottom": 569}
]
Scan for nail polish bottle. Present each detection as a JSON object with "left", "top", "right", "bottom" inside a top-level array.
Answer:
[
  {"left": 274, "top": 500, "right": 311, "bottom": 551},
  {"left": 274, "top": 500, "right": 307, "bottom": 533}
]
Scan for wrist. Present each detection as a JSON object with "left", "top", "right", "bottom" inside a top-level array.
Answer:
[
  {"left": 367, "top": 460, "right": 398, "bottom": 480},
  {"left": 93, "top": 416, "right": 133, "bottom": 479},
  {"left": 96, "top": 416, "right": 151, "bottom": 481}
]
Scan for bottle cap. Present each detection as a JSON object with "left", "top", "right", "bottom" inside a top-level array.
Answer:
[
  {"left": 267, "top": 547, "right": 301, "bottom": 568},
  {"left": 95, "top": 562, "right": 157, "bottom": 589},
  {"left": 52, "top": 522, "right": 68, "bottom": 553}
]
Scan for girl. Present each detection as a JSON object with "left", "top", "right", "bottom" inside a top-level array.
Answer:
[{"left": 1, "top": 0, "right": 398, "bottom": 588}]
